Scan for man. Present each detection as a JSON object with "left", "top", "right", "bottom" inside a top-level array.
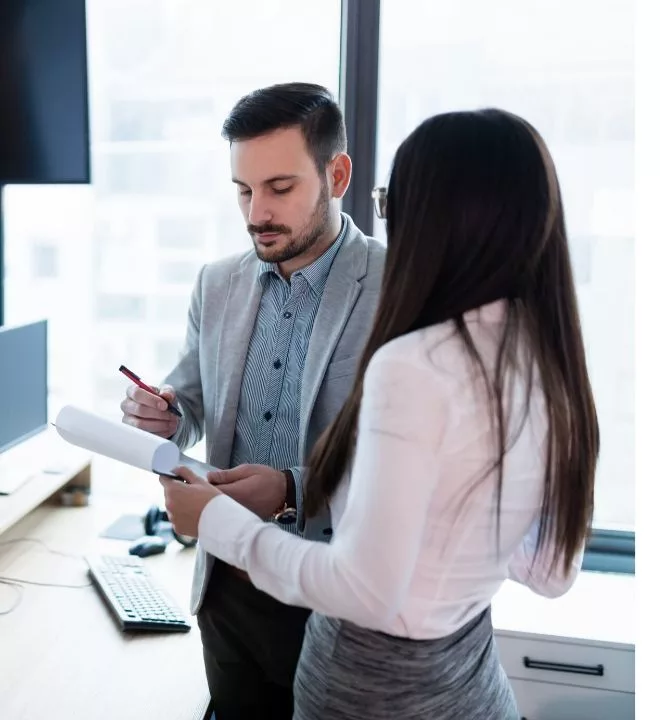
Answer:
[{"left": 120, "top": 82, "right": 385, "bottom": 719}]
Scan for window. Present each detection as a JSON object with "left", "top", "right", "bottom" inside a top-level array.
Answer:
[
  {"left": 157, "top": 216, "right": 207, "bottom": 250},
  {"left": 375, "top": 0, "right": 634, "bottom": 538},
  {"left": 96, "top": 294, "right": 147, "bottom": 321},
  {"left": 153, "top": 338, "right": 185, "bottom": 379},
  {"left": 0, "top": 0, "right": 634, "bottom": 563},
  {"left": 31, "top": 244, "right": 59, "bottom": 279},
  {"left": 157, "top": 260, "right": 199, "bottom": 286},
  {"left": 152, "top": 295, "right": 190, "bottom": 325},
  {"left": 3, "top": 0, "right": 342, "bottom": 420}
]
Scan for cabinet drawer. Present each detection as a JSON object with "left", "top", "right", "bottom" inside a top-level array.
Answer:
[
  {"left": 512, "top": 679, "right": 634, "bottom": 720},
  {"left": 496, "top": 635, "right": 634, "bottom": 693}
]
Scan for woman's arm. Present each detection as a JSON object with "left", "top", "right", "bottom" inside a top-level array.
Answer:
[
  {"left": 507, "top": 519, "right": 584, "bottom": 598},
  {"left": 198, "top": 351, "right": 448, "bottom": 628}
]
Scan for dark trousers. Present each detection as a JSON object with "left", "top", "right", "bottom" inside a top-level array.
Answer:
[{"left": 197, "top": 561, "right": 311, "bottom": 720}]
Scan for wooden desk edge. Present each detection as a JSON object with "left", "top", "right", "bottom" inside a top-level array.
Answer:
[{"left": 0, "top": 457, "right": 93, "bottom": 536}]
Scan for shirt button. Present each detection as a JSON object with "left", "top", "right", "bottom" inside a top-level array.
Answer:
[
  {"left": 283, "top": 311, "right": 292, "bottom": 319},
  {"left": 273, "top": 359, "right": 282, "bottom": 369},
  {"left": 264, "top": 411, "right": 272, "bottom": 421}
]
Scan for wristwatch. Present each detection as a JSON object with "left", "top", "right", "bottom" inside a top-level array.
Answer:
[{"left": 272, "top": 468, "right": 297, "bottom": 525}]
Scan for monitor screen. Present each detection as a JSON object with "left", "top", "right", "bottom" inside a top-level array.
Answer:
[
  {"left": 0, "top": 319, "right": 48, "bottom": 453},
  {"left": 0, "top": 0, "right": 90, "bottom": 184}
]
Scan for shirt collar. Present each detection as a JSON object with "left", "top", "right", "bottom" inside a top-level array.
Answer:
[{"left": 258, "top": 214, "right": 347, "bottom": 294}]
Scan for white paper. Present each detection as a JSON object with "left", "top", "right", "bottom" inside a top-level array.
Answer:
[
  {"left": 54, "top": 405, "right": 181, "bottom": 474},
  {"left": 54, "top": 405, "right": 221, "bottom": 479}
]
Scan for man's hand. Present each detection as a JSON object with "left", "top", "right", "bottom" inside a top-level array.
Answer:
[
  {"left": 121, "top": 383, "right": 179, "bottom": 438},
  {"left": 207, "top": 464, "right": 286, "bottom": 520},
  {"left": 159, "top": 466, "right": 222, "bottom": 538}
]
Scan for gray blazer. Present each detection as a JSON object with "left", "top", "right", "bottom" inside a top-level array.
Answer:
[{"left": 163, "top": 214, "right": 386, "bottom": 613}]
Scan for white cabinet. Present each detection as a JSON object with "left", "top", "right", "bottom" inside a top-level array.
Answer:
[
  {"left": 496, "top": 634, "right": 635, "bottom": 719},
  {"left": 492, "top": 574, "right": 635, "bottom": 720},
  {"left": 510, "top": 679, "right": 634, "bottom": 720},
  {"left": 497, "top": 635, "right": 634, "bottom": 694}
]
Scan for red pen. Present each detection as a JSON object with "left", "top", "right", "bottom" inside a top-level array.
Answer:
[{"left": 119, "top": 365, "right": 182, "bottom": 417}]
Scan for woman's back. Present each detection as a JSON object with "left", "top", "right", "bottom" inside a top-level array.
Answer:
[{"left": 329, "top": 299, "right": 579, "bottom": 639}]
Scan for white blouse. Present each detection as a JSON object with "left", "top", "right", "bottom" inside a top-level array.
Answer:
[{"left": 198, "top": 301, "right": 583, "bottom": 639}]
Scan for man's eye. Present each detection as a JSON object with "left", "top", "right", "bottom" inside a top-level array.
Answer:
[
  {"left": 272, "top": 187, "right": 293, "bottom": 195},
  {"left": 239, "top": 189, "right": 252, "bottom": 197}
]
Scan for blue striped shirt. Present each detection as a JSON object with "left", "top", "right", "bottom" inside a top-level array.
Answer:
[{"left": 230, "top": 217, "right": 348, "bottom": 534}]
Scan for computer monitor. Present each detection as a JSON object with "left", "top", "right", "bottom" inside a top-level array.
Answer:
[
  {"left": 0, "top": 0, "right": 90, "bottom": 185},
  {"left": 0, "top": 319, "right": 48, "bottom": 454}
]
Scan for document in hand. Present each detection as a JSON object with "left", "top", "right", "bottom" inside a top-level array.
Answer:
[{"left": 54, "top": 405, "right": 218, "bottom": 479}]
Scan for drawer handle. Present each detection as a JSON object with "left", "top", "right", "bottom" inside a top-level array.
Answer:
[{"left": 523, "top": 656, "right": 604, "bottom": 677}]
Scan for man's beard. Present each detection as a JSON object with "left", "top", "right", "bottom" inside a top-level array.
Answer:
[{"left": 249, "top": 183, "right": 331, "bottom": 264}]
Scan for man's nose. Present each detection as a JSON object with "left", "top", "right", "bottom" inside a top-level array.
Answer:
[{"left": 248, "top": 193, "right": 273, "bottom": 226}]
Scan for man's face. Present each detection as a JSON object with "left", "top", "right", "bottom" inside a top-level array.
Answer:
[{"left": 230, "top": 126, "right": 330, "bottom": 265}]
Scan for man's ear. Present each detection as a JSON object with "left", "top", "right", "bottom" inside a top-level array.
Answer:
[{"left": 327, "top": 153, "right": 352, "bottom": 199}]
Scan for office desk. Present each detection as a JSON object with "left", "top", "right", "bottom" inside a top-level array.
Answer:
[{"left": 0, "top": 494, "right": 210, "bottom": 720}]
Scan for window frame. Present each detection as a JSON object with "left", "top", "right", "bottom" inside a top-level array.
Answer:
[
  {"left": 339, "top": 0, "right": 380, "bottom": 237},
  {"left": 584, "top": 529, "right": 634, "bottom": 574}
]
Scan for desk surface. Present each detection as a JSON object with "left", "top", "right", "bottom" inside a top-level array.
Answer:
[{"left": 0, "top": 490, "right": 210, "bottom": 720}]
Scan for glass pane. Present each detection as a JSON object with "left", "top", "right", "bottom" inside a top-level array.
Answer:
[
  {"left": 4, "top": 0, "right": 342, "bottom": 422},
  {"left": 376, "top": 0, "right": 634, "bottom": 531}
]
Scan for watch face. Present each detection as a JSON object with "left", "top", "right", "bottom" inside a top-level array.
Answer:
[{"left": 275, "top": 508, "right": 297, "bottom": 525}]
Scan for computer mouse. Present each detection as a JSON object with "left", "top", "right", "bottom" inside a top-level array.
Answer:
[{"left": 128, "top": 535, "right": 168, "bottom": 558}]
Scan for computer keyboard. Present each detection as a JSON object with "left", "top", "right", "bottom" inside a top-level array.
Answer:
[{"left": 86, "top": 554, "right": 191, "bottom": 632}]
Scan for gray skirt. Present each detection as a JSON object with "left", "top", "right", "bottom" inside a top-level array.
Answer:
[{"left": 293, "top": 607, "right": 518, "bottom": 720}]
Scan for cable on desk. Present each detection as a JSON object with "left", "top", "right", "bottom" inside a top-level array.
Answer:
[
  {"left": 0, "top": 537, "right": 92, "bottom": 615},
  {"left": 0, "top": 576, "right": 92, "bottom": 588},
  {"left": 0, "top": 536, "right": 82, "bottom": 558},
  {"left": 0, "top": 579, "right": 23, "bottom": 615}
]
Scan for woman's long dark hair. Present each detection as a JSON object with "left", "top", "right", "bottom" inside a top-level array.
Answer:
[{"left": 304, "top": 109, "right": 599, "bottom": 576}]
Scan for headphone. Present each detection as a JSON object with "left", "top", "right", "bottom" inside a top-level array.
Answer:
[{"left": 143, "top": 505, "right": 197, "bottom": 548}]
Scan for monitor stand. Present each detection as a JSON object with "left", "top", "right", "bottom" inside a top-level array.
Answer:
[
  {"left": 0, "top": 427, "right": 92, "bottom": 535},
  {"left": 0, "top": 435, "right": 44, "bottom": 496}
]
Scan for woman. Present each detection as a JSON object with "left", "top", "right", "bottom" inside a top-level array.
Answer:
[{"left": 163, "top": 108, "right": 599, "bottom": 719}]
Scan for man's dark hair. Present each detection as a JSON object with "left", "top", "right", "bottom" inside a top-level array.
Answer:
[{"left": 221, "top": 82, "right": 347, "bottom": 174}]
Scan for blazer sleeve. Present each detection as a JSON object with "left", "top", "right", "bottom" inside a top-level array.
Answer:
[{"left": 162, "top": 265, "right": 206, "bottom": 451}]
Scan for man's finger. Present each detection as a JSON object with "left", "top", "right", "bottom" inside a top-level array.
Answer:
[
  {"left": 207, "top": 470, "right": 232, "bottom": 485},
  {"left": 127, "top": 384, "right": 169, "bottom": 411},
  {"left": 210, "top": 465, "right": 257, "bottom": 484},
  {"left": 123, "top": 415, "right": 178, "bottom": 437},
  {"left": 123, "top": 399, "right": 170, "bottom": 420},
  {"left": 158, "top": 384, "right": 177, "bottom": 404}
]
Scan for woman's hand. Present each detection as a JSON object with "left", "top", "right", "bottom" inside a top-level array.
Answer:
[{"left": 159, "top": 466, "right": 222, "bottom": 538}]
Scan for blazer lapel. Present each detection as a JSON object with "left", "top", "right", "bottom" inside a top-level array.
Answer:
[
  {"left": 209, "top": 258, "right": 263, "bottom": 468},
  {"left": 298, "top": 227, "right": 367, "bottom": 456}
]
